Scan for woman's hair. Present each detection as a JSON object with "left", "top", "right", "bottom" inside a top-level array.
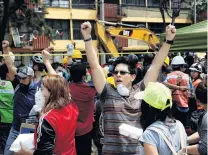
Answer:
[
  {"left": 140, "top": 100, "right": 173, "bottom": 130},
  {"left": 113, "top": 54, "right": 138, "bottom": 74},
  {"left": 42, "top": 75, "right": 71, "bottom": 113}
]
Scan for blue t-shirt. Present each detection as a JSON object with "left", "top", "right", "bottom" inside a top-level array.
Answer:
[{"left": 139, "top": 120, "right": 187, "bottom": 155}]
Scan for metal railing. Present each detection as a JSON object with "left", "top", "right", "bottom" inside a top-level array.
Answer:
[{"left": 43, "top": 0, "right": 70, "bottom": 8}]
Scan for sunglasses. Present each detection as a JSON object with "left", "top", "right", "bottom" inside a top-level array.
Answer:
[
  {"left": 113, "top": 70, "right": 130, "bottom": 75},
  {"left": 16, "top": 75, "right": 27, "bottom": 80}
]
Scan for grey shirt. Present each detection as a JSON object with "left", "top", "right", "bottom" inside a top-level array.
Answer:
[
  {"left": 198, "top": 112, "right": 207, "bottom": 155},
  {"left": 139, "top": 120, "right": 187, "bottom": 155},
  {"left": 100, "top": 81, "right": 145, "bottom": 155}
]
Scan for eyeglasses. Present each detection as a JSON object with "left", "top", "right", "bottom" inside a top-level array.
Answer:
[
  {"left": 113, "top": 70, "right": 130, "bottom": 75},
  {"left": 16, "top": 75, "right": 27, "bottom": 80}
]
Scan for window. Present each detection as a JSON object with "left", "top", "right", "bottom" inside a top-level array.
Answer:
[
  {"left": 148, "top": 23, "right": 165, "bottom": 35},
  {"left": 72, "top": 0, "right": 95, "bottom": 9},
  {"left": 147, "top": 0, "right": 160, "bottom": 7},
  {"left": 43, "top": 0, "right": 69, "bottom": 8},
  {"left": 46, "top": 19, "right": 70, "bottom": 40},
  {"left": 73, "top": 20, "right": 96, "bottom": 40},
  {"left": 122, "top": 0, "right": 145, "bottom": 6}
]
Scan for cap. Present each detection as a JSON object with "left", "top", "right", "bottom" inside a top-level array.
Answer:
[
  {"left": 134, "top": 82, "right": 172, "bottom": 111},
  {"left": 17, "top": 66, "right": 34, "bottom": 78}
]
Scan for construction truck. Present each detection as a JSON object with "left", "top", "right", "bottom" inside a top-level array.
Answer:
[{"left": 95, "top": 20, "right": 160, "bottom": 57}]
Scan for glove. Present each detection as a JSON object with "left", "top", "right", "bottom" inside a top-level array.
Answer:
[{"left": 66, "top": 44, "right": 74, "bottom": 56}]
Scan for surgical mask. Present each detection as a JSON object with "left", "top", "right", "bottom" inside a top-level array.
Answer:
[
  {"left": 19, "top": 83, "right": 30, "bottom": 94},
  {"left": 109, "top": 65, "right": 114, "bottom": 72},
  {"left": 57, "top": 72, "right": 63, "bottom": 77},
  {"left": 28, "top": 63, "right": 33, "bottom": 68},
  {"left": 117, "top": 84, "right": 130, "bottom": 96},
  {"left": 35, "top": 88, "right": 45, "bottom": 111}
]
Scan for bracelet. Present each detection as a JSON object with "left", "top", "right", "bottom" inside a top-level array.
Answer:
[
  {"left": 84, "top": 37, "right": 92, "bottom": 42},
  {"left": 164, "top": 39, "right": 174, "bottom": 45}
]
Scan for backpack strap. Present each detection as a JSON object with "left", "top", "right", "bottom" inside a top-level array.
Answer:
[
  {"left": 176, "top": 120, "right": 185, "bottom": 149},
  {"left": 148, "top": 127, "right": 177, "bottom": 155}
]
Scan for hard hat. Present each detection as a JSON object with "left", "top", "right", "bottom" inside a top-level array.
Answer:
[
  {"left": 62, "top": 56, "right": 68, "bottom": 65},
  {"left": 31, "top": 54, "right": 43, "bottom": 64},
  {"left": 164, "top": 56, "right": 170, "bottom": 65},
  {"left": 189, "top": 63, "right": 202, "bottom": 73},
  {"left": 71, "top": 49, "right": 82, "bottom": 59},
  {"left": 171, "top": 56, "right": 186, "bottom": 65}
]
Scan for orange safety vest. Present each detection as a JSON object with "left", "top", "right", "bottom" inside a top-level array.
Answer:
[
  {"left": 167, "top": 71, "right": 189, "bottom": 108},
  {"left": 192, "top": 78, "right": 203, "bottom": 110}
]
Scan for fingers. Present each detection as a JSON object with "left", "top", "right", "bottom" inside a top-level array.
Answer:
[
  {"left": 81, "top": 21, "right": 92, "bottom": 30},
  {"left": 166, "top": 24, "right": 176, "bottom": 33}
]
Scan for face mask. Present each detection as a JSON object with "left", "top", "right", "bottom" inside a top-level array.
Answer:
[
  {"left": 57, "top": 72, "right": 63, "bottom": 77},
  {"left": 109, "top": 65, "right": 114, "bottom": 72},
  {"left": 35, "top": 88, "right": 45, "bottom": 111},
  {"left": 19, "top": 83, "right": 30, "bottom": 94},
  {"left": 117, "top": 84, "right": 130, "bottom": 96},
  {"left": 28, "top": 63, "right": 33, "bottom": 68}
]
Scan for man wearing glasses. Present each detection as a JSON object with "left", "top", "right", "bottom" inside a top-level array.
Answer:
[{"left": 81, "top": 22, "right": 176, "bottom": 154}]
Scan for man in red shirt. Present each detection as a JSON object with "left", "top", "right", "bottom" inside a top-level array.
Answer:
[{"left": 69, "top": 63, "right": 96, "bottom": 155}]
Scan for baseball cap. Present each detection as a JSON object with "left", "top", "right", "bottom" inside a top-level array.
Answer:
[
  {"left": 17, "top": 66, "right": 34, "bottom": 78},
  {"left": 134, "top": 82, "right": 172, "bottom": 111}
]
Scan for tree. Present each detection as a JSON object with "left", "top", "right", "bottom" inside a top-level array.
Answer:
[
  {"left": 0, "top": 0, "right": 52, "bottom": 51},
  {"left": 189, "top": 0, "right": 207, "bottom": 22}
]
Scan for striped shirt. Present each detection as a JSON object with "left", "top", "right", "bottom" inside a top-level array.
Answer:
[{"left": 100, "top": 81, "right": 145, "bottom": 155}]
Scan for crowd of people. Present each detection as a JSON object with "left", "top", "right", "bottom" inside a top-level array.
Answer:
[{"left": 0, "top": 22, "right": 207, "bottom": 155}]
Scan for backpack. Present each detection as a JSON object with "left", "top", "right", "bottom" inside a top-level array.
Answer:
[{"left": 148, "top": 120, "right": 187, "bottom": 155}]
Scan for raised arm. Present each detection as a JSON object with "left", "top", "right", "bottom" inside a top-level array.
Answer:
[
  {"left": 3, "top": 48, "right": 17, "bottom": 81},
  {"left": 81, "top": 22, "right": 106, "bottom": 94},
  {"left": 144, "top": 25, "right": 176, "bottom": 87},
  {"left": 42, "top": 50, "right": 57, "bottom": 75}
]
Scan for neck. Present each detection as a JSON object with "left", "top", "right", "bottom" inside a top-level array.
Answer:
[{"left": 35, "top": 71, "right": 42, "bottom": 80}]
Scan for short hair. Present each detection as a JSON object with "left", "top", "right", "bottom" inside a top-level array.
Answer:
[
  {"left": 70, "top": 63, "right": 86, "bottom": 83},
  {"left": 195, "top": 82, "right": 207, "bottom": 104},
  {"left": 0, "top": 64, "right": 8, "bottom": 80},
  {"left": 51, "top": 62, "right": 63, "bottom": 70},
  {"left": 113, "top": 54, "right": 138, "bottom": 74}
]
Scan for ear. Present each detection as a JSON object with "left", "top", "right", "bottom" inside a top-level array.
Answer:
[{"left": 131, "top": 74, "right": 136, "bottom": 82}]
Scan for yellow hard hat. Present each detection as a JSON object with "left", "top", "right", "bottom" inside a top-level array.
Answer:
[
  {"left": 106, "top": 77, "right": 115, "bottom": 87},
  {"left": 72, "top": 49, "right": 82, "bottom": 59},
  {"left": 164, "top": 56, "right": 170, "bottom": 66},
  {"left": 62, "top": 56, "right": 68, "bottom": 65}
]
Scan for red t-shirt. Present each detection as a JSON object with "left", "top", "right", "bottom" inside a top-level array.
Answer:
[{"left": 69, "top": 82, "right": 96, "bottom": 136}]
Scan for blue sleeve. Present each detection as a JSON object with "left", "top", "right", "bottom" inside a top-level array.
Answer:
[
  {"left": 139, "top": 129, "right": 159, "bottom": 148},
  {"left": 188, "top": 77, "right": 194, "bottom": 93}
]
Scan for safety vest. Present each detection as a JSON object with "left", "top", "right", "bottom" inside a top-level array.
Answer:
[
  {"left": 192, "top": 78, "right": 203, "bottom": 110},
  {"left": 167, "top": 71, "right": 189, "bottom": 108},
  {"left": 0, "top": 80, "right": 14, "bottom": 123}
]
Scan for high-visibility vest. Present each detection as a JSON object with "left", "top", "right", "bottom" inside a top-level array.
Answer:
[
  {"left": 167, "top": 71, "right": 189, "bottom": 108},
  {"left": 0, "top": 80, "right": 14, "bottom": 123}
]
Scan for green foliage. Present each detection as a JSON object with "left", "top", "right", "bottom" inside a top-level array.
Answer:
[
  {"left": 9, "top": 1, "right": 53, "bottom": 41},
  {"left": 189, "top": 0, "right": 207, "bottom": 21}
]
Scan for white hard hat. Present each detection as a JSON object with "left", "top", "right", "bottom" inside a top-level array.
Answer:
[
  {"left": 171, "top": 56, "right": 186, "bottom": 65},
  {"left": 189, "top": 63, "right": 202, "bottom": 73}
]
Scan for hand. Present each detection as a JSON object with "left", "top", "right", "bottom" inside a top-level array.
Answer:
[
  {"left": 177, "top": 148, "right": 187, "bottom": 155},
  {"left": 81, "top": 21, "right": 92, "bottom": 40},
  {"left": 165, "top": 24, "right": 176, "bottom": 41},
  {"left": 42, "top": 50, "right": 50, "bottom": 63},
  {"left": 15, "top": 142, "right": 32, "bottom": 155},
  {"left": 47, "top": 46, "right": 54, "bottom": 53},
  {"left": 179, "top": 86, "right": 189, "bottom": 91}
]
